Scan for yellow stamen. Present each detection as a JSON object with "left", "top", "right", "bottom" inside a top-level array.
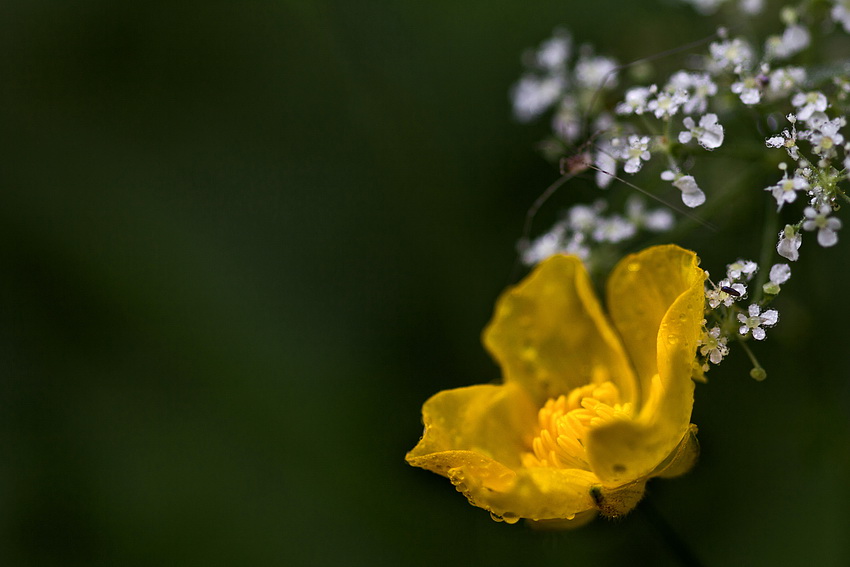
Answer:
[{"left": 522, "top": 381, "right": 633, "bottom": 470}]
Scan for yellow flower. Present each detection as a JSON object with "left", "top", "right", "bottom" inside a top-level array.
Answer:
[{"left": 405, "top": 245, "right": 705, "bottom": 528}]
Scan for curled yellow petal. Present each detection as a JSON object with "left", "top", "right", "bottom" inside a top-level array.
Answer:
[
  {"left": 482, "top": 254, "right": 637, "bottom": 406},
  {"left": 406, "top": 383, "right": 537, "bottom": 471},
  {"left": 605, "top": 245, "right": 705, "bottom": 410},
  {"left": 587, "top": 246, "right": 704, "bottom": 483}
]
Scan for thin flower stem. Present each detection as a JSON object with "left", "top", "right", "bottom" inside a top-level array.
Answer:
[
  {"left": 640, "top": 500, "right": 707, "bottom": 567},
  {"left": 753, "top": 197, "right": 779, "bottom": 303},
  {"left": 739, "top": 339, "right": 759, "bottom": 366}
]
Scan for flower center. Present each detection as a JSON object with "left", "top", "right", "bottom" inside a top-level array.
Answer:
[{"left": 522, "top": 381, "right": 633, "bottom": 471}]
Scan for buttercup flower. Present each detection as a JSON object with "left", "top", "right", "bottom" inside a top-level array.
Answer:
[{"left": 406, "top": 245, "right": 705, "bottom": 527}]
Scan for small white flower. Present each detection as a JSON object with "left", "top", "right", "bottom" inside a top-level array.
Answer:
[
  {"left": 804, "top": 111, "right": 829, "bottom": 131},
  {"left": 727, "top": 259, "right": 758, "bottom": 281},
  {"left": 766, "top": 66, "right": 805, "bottom": 99},
  {"left": 521, "top": 226, "right": 592, "bottom": 266},
  {"left": 616, "top": 86, "right": 653, "bottom": 115},
  {"left": 535, "top": 31, "right": 571, "bottom": 71},
  {"left": 511, "top": 75, "right": 564, "bottom": 122},
  {"left": 738, "top": 303, "right": 779, "bottom": 341},
  {"left": 666, "top": 72, "right": 717, "bottom": 115},
  {"left": 810, "top": 118, "right": 845, "bottom": 157},
  {"left": 765, "top": 24, "right": 810, "bottom": 60},
  {"left": 621, "top": 135, "right": 652, "bottom": 174},
  {"left": 679, "top": 113, "right": 724, "bottom": 149},
  {"left": 791, "top": 91, "right": 828, "bottom": 121},
  {"left": 710, "top": 38, "right": 754, "bottom": 71},
  {"left": 765, "top": 171, "right": 809, "bottom": 209},
  {"left": 574, "top": 54, "right": 618, "bottom": 90},
  {"left": 592, "top": 215, "right": 636, "bottom": 243},
  {"left": 777, "top": 224, "right": 802, "bottom": 261},
  {"left": 769, "top": 263, "right": 791, "bottom": 285},
  {"left": 699, "top": 326, "right": 730, "bottom": 365},
  {"left": 672, "top": 174, "right": 706, "bottom": 207},
  {"left": 567, "top": 202, "right": 603, "bottom": 232},
  {"left": 647, "top": 89, "right": 689, "bottom": 119},
  {"left": 803, "top": 205, "right": 842, "bottom": 247},
  {"left": 762, "top": 263, "right": 791, "bottom": 295},
  {"left": 765, "top": 115, "right": 800, "bottom": 159},
  {"left": 521, "top": 226, "right": 566, "bottom": 265},
  {"left": 730, "top": 73, "right": 762, "bottom": 105},
  {"left": 763, "top": 262, "right": 791, "bottom": 295}
]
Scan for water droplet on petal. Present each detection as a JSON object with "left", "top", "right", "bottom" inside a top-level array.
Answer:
[
  {"left": 502, "top": 513, "right": 520, "bottom": 524},
  {"left": 627, "top": 262, "right": 641, "bottom": 272},
  {"left": 490, "top": 512, "right": 504, "bottom": 522},
  {"left": 667, "top": 333, "right": 679, "bottom": 345}
]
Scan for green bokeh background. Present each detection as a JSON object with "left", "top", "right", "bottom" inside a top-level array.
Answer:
[{"left": 1, "top": 1, "right": 848, "bottom": 565}]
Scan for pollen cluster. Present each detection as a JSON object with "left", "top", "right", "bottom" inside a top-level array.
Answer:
[{"left": 523, "top": 381, "right": 633, "bottom": 470}]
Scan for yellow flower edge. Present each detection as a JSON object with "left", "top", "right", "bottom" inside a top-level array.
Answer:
[{"left": 406, "top": 245, "right": 705, "bottom": 526}]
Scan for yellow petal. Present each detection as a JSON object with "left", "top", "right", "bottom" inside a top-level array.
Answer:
[
  {"left": 450, "top": 465, "right": 599, "bottom": 522},
  {"left": 587, "top": 245, "right": 705, "bottom": 483},
  {"left": 652, "top": 424, "right": 700, "bottom": 479},
  {"left": 406, "top": 382, "right": 600, "bottom": 522},
  {"left": 406, "top": 383, "right": 537, "bottom": 471},
  {"left": 482, "top": 254, "right": 637, "bottom": 406},
  {"left": 604, "top": 244, "right": 704, "bottom": 409}
]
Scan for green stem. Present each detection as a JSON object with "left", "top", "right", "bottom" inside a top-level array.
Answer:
[
  {"left": 753, "top": 196, "right": 779, "bottom": 303},
  {"left": 738, "top": 339, "right": 767, "bottom": 381}
]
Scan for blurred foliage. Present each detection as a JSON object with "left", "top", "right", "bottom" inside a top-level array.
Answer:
[{"left": 0, "top": 1, "right": 847, "bottom": 565}]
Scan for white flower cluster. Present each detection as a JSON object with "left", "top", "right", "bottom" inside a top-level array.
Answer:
[
  {"left": 699, "top": 258, "right": 788, "bottom": 374},
  {"left": 520, "top": 197, "right": 674, "bottom": 266},
  {"left": 766, "top": 110, "right": 846, "bottom": 259},
  {"left": 510, "top": 30, "right": 618, "bottom": 143},
  {"left": 511, "top": 2, "right": 850, "bottom": 378}
]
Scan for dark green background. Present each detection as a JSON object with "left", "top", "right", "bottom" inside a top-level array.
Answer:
[{"left": 1, "top": 1, "right": 848, "bottom": 565}]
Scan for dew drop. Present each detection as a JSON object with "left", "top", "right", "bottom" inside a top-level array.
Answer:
[
  {"left": 502, "top": 513, "right": 520, "bottom": 525},
  {"left": 627, "top": 262, "right": 641, "bottom": 272},
  {"left": 565, "top": 513, "right": 576, "bottom": 520},
  {"left": 490, "top": 512, "right": 504, "bottom": 522},
  {"left": 667, "top": 333, "right": 678, "bottom": 345}
]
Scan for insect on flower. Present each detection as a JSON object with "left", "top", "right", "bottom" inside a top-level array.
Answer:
[{"left": 720, "top": 285, "right": 741, "bottom": 297}]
